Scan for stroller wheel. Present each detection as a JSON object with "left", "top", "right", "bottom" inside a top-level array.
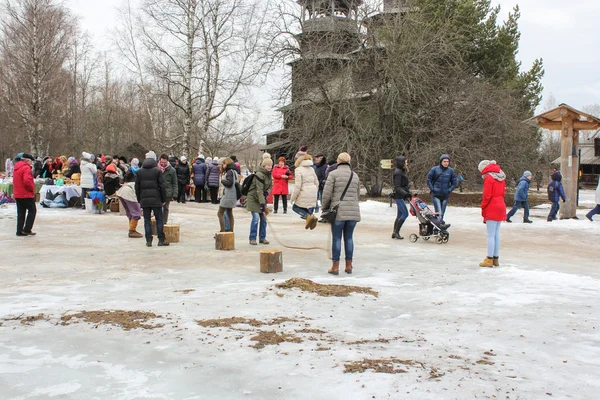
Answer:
[
  {"left": 422, "top": 236, "right": 430, "bottom": 241},
  {"left": 436, "top": 236, "right": 444, "bottom": 244},
  {"left": 442, "top": 232, "right": 450, "bottom": 243},
  {"left": 409, "top": 233, "right": 418, "bottom": 243}
]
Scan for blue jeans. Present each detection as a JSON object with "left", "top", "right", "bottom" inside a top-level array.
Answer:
[
  {"left": 486, "top": 220, "right": 501, "bottom": 257},
  {"left": 293, "top": 204, "right": 314, "bottom": 219},
  {"left": 331, "top": 220, "right": 357, "bottom": 262},
  {"left": 143, "top": 206, "right": 165, "bottom": 241},
  {"left": 249, "top": 212, "right": 267, "bottom": 241},
  {"left": 587, "top": 204, "right": 600, "bottom": 220},
  {"left": 395, "top": 199, "right": 408, "bottom": 220},
  {"left": 431, "top": 196, "right": 448, "bottom": 220},
  {"left": 224, "top": 211, "right": 230, "bottom": 231},
  {"left": 507, "top": 200, "right": 530, "bottom": 220},
  {"left": 315, "top": 189, "right": 323, "bottom": 212},
  {"left": 548, "top": 201, "right": 560, "bottom": 221}
]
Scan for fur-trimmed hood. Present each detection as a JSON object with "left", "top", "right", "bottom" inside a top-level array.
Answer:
[{"left": 295, "top": 154, "right": 313, "bottom": 168}]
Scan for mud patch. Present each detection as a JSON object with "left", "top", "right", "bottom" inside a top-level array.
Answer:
[
  {"left": 61, "top": 310, "right": 163, "bottom": 330},
  {"left": 346, "top": 336, "right": 402, "bottom": 345},
  {"left": 276, "top": 278, "right": 378, "bottom": 298},
  {"left": 344, "top": 358, "right": 425, "bottom": 374},
  {"left": 249, "top": 330, "right": 303, "bottom": 349},
  {"left": 296, "top": 328, "right": 327, "bottom": 334},
  {"left": 21, "top": 313, "right": 49, "bottom": 325},
  {"left": 196, "top": 316, "right": 298, "bottom": 328},
  {"left": 174, "top": 289, "right": 195, "bottom": 294}
]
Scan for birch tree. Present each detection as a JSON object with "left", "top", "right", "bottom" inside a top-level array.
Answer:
[{"left": 0, "top": 0, "right": 75, "bottom": 155}]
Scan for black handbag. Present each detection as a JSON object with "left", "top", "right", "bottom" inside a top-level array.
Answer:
[{"left": 322, "top": 173, "right": 353, "bottom": 223}]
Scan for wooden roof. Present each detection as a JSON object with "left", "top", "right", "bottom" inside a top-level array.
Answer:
[{"left": 525, "top": 103, "right": 600, "bottom": 131}]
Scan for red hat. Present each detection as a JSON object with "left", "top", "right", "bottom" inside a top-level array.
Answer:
[{"left": 105, "top": 164, "right": 117, "bottom": 173}]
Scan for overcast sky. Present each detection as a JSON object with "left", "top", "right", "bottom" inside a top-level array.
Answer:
[{"left": 66, "top": 0, "right": 600, "bottom": 115}]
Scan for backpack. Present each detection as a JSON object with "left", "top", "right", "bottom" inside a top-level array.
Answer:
[
  {"left": 547, "top": 182, "right": 555, "bottom": 201},
  {"left": 240, "top": 173, "right": 264, "bottom": 196}
]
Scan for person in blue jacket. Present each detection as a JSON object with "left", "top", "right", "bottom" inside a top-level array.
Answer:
[
  {"left": 426, "top": 154, "right": 457, "bottom": 221},
  {"left": 506, "top": 170, "right": 533, "bottom": 223},
  {"left": 547, "top": 171, "right": 566, "bottom": 222}
]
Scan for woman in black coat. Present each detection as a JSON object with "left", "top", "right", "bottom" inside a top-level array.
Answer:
[{"left": 392, "top": 155, "right": 411, "bottom": 240}]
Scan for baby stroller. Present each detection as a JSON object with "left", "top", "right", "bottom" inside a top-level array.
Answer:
[{"left": 407, "top": 196, "right": 450, "bottom": 244}]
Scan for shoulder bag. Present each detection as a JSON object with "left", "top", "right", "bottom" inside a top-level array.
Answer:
[{"left": 322, "top": 172, "right": 353, "bottom": 223}]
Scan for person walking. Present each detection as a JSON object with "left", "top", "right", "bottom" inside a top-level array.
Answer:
[
  {"left": 291, "top": 154, "right": 319, "bottom": 229},
  {"left": 478, "top": 160, "right": 506, "bottom": 268},
  {"left": 116, "top": 170, "right": 143, "bottom": 238},
  {"left": 313, "top": 153, "right": 327, "bottom": 212},
  {"left": 192, "top": 155, "right": 208, "bottom": 203},
  {"left": 585, "top": 179, "right": 600, "bottom": 221},
  {"left": 322, "top": 152, "right": 360, "bottom": 275},
  {"left": 506, "top": 170, "right": 533, "bottom": 223},
  {"left": 218, "top": 158, "right": 238, "bottom": 232},
  {"left": 158, "top": 154, "right": 178, "bottom": 224},
  {"left": 175, "top": 156, "right": 190, "bottom": 203},
  {"left": 426, "top": 154, "right": 457, "bottom": 221},
  {"left": 136, "top": 151, "right": 169, "bottom": 247},
  {"left": 547, "top": 171, "right": 566, "bottom": 222},
  {"left": 246, "top": 157, "right": 273, "bottom": 245},
  {"left": 80, "top": 152, "right": 98, "bottom": 209},
  {"left": 13, "top": 153, "right": 37, "bottom": 236},
  {"left": 271, "top": 157, "right": 292, "bottom": 213},
  {"left": 206, "top": 157, "right": 221, "bottom": 204},
  {"left": 392, "top": 155, "right": 411, "bottom": 240}
]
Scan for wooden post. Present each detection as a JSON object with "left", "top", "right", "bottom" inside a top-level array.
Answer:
[
  {"left": 164, "top": 224, "right": 180, "bottom": 243},
  {"left": 560, "top": 117, "right": 575, "bottom": 219},
  {"left": 215, "top": 232, "right": 235, "bottom": 250},
  {"left": 570, "top": 130, "right": 580, "bottom": 218},
  {"left": 260, "top": 249, "right": 283, "bottom": 273}
]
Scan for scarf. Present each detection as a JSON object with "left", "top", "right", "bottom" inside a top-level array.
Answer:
[{"left": 159, "top": 162, "right": 168, "bottom": 173}]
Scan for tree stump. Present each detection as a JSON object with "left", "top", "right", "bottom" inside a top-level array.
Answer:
[
  {"left": 164, "top": 224, "right": 180, "bottom": 243},
  {"left": 215, "top": 232, "right": 235, "bottom": 250},
  {"left": 260, "top": 249, "right": 283, "bottom": 273}
]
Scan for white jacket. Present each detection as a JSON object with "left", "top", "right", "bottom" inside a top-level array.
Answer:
[
  {"left": 291, "top": 155, "right": 318, "bottom": 208},
  {"left": 595, "top": 180, "right": 600, "bottom": 205},
  {"left": 80, "top": 159, "right": 97, "bottom": 189}
]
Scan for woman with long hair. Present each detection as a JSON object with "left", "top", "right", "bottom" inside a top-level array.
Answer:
[{"left": 392, "top": 156, "right": 411, "bottom": 239}]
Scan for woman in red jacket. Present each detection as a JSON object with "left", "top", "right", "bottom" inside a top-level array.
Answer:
[
  {"left": 478, "top": 160, "right": 506, "bottom": 268},
  {"left": 271, "top": 157, "right": 292, "bottom": 213},
  {"left": 13, "top": 153, "right": 37, "bottom": 236}
]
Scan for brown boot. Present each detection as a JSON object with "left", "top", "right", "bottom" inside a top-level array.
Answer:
[
  {"left": 344, "top": 260, "right": 353, "bottom": 274},
  {"left": 305, "top": 215, "right": 313, "bottom": 230},
  {"left": 309, "top": 215, "right": 318, "bottom": 230},
  {"left": 128, "top": 220, "right": 143, "bottom": 238},
  {"left": 328, "top": 261, "right": 340, "bottom": 275},
  {"left": 479, "top": 257, "right": 494, "bottom": 268},
  {"left": 493, "top": 257, "right": 499, "bottom": 267}
]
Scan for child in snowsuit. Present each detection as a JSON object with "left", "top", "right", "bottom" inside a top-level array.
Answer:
[
  {"left": 506, "top": 170, "right": 533, "bottom": 223},
  {"left": 547, "top": 171, "right": 566, "bottom": 222}
]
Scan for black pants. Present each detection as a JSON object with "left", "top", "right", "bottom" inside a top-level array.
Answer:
[
  {"left": 177, "top": 183, "right": 187, "bottom": 203},
  {"left": 209, "top": 187, "right": 219, "bottom": 204},
  {"left": 143, "top": 206, "right": 165, "bottom": 242},
  {"left": 81, "top": 187, "right": 91, "bottom": 209},
  {"left": 274, "top": 195, "right": 287, "bottom": 212},
  {"left": 195, "top": 186, "right": 207, "bottom": 203},
  {"left": 16, "top": 198, "right": 37, "bottom": 234}
]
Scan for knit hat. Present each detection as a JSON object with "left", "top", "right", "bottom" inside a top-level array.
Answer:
[
  {"left": 21, "top": 153, "right": 34, "bottom": 161},
  {"left": 131, "top": 158, "right": 139, "bottom": 167},
  {"left": 478, "top": 160, "right": 496, "bottom": 173},
  {"left": 82, "top": 152, "right": 92, "bottom": 160},
  {"left": 523, "top": 170, "right": 532, "bottom": 178},
  {"left": 145, "top": 151, "right": 157, "bottom": 161},
  {"left": 263, "top": 152, "right": 271, "bottom": 159},
  {"left": 180, "top": 156, "right": 187, "bottom": 162},
  {"left": 198, "top": 154, "right": 205, "bottom": 160},
  {"left": 262, "top": 158, "right": 273, "bottom": 167},
  {"left": 105, "top": 164, "right": 117, "bottom": 173},
  {"left": 337, "top": 152, "right": 351, "bottom": 164}
]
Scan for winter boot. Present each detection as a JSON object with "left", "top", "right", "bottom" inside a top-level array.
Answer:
[
  {"left": 128, "top": 220, "right": 143, "bottom": 238},
  {"left": 392, "top": 219, "right": 404, "bottom": 240},
  {"left": 493, "top": 257, "right": 499, "bottom": 267},
  {"left": 505, "top": 217, "right": 512, "bottom": 223},
  {"left": 309, "top": 215, "right": 318, "bottom": 230},
  {"left": 146, "top": 239, "right": 152, "bottom": 247},
  {"left": 305, "top": 214, "right": 315, "bottom": 229},
  {"left": 523, "top": 218, "right": 533, "bottom": 224},
  {"left": 158, "top": 239, "right": 170, "bottom": 246},
  {"left": 328, "top": 261, "right": 340, "bottom": 275},
  {"left": 344, "top": 260, "right": 353, "bottom": 274},
  {"left": 479, "top": 257, "right": 494, "bottom": 268}
]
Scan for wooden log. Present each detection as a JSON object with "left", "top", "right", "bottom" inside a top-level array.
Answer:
[
  {"left": 164, "top": 224, "right": 180, "bottom": 243},
  {"left": 260, "top": 249, "right": 283, "bottom": 273},
  {"left": 215, "top": 232, "right": 235, "bottom": 250}
]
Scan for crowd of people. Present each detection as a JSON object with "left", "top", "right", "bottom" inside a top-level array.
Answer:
[{"left": 5, "top": 148, "right": 600, "bottom": 273}]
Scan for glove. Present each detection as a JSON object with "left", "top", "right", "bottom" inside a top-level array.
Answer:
[
  {"left": 260, "top": 204, "right": 265, "bottom": 213},
  {"left": 263, "top": 191, "right": 269, "bottom": 197},
  {"left": 562, "top": 199, "right": 565, "bottom": 203}
]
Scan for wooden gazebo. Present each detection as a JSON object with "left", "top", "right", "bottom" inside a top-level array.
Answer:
[{"left": 525, "top": 104, "right": 600, "bottom": 218}]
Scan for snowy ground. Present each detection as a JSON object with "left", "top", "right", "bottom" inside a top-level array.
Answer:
[{"left": 0, "top": 191, "right": 599, "bottom": 400}]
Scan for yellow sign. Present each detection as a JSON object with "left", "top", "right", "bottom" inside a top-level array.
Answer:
[{"left": 380, "top": 159, "right": 393, "bottom": 169}]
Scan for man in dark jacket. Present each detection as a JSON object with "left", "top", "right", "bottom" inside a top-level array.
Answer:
[
  {"left": 192, "top": 156, "right": 207, "bottom": 203},
  {"left": 313, "top": 153, "right": 327, "bottom": 212},
  {"left": 13, "top": 153, "right": 37, "bottom": 236},
  {"left": 136, "top": 151, "right": 169, "bottom": 247},
  {"left": 426, "top": 154, "right": 457, "bottom": 221},
  {"left": 175, "top": 156, "right": 191, "bottom": 203},
  {"left": 205, "top": 158, "right": 221, "bottom": 204},
  {"left": 159, "top": 154, "right": 178, "bottom": 224}
]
